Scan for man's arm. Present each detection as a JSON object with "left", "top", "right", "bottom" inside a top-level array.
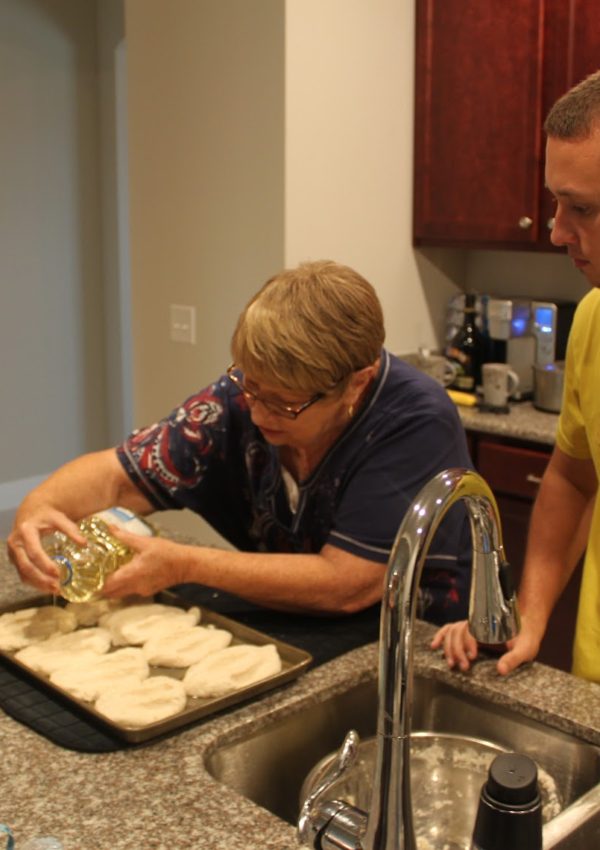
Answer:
[
  {"left": 432, "top": 445, "right": 597, "bottom": 673},
  {"left": 7, "top": 449, "right": 155, "bottom": 593},
  {"left": 501, "top": 446, "right": 596, "bottom": 671}
]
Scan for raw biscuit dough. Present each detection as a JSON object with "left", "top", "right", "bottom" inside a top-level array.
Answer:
[
  {"left": 183, "top": 643, "right": 282, "bottom": 699},
  {"left": 0, "top": 606, "right": 77, "bottom": 651},
  {"left": 15, "top": 647, "right": 103, "bottom": 677},
  {"left": 95, "top": 675, "right": 187, "bottom": 728},
  {"left": 14, "top": 627, "right": 112, "bottom": 675},
  {"left": 65, "top": 598, "right": 125, "bottom": 627},
  {"left": 0, "top": 608, "right": 40, "bottom": 651},
  {"left": 50, "top": 647, "right": 150, "bottom": 701},
  {"left": 99, "top": 602, "right": 170, "bottom": 630},
  {"left": 142, "top": 625, "right": 232, "bottom": 667},
  {"left": 100, "top": 603, "right": 201, "bottom": 646}
]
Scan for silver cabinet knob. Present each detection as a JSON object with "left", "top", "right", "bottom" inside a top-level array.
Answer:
[
  {"left": 526, "top": 473, "right": 543, "bottom": 486},
  {"left": 547, "top": 217, "right": 555, "bottom": 230},
  {"left": 518, "top": 216, "right": 533, "bottom": 229}
]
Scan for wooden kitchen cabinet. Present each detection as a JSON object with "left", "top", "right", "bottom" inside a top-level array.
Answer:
[
  {"left": 413, "top": 0, "right": 600, "bottom": 249},
  {"left": 470, "top": 434, "right": 583, "bottom": 672}
]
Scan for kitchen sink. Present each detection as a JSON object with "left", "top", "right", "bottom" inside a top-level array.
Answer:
[{"left": 205, "top": 672, "right": 600, "bottom": 842}]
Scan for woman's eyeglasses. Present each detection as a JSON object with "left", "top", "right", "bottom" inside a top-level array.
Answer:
[{"left": 226, "top": 364, "right": 324, "bottom": 420}]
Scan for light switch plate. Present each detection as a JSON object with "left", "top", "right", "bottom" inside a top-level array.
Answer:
[{"left": 169, "top": 304, "right": 196, "bottom": 344}]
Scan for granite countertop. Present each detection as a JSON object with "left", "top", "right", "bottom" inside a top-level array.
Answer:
[
  {"left": 1, "top": 548, "right": 600, "bottom": 849},
  {"left": 456, "top": 399, "right": 559, "bottom": 446}
]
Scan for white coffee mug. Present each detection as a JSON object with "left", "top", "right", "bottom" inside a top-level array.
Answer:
[
  {"left": 405, "top": 353, "right": 457, "bottom": 387},
  {"left": 426, "top": 354, "right": 460, "bottom": 387},
  {"left": 482, "top": 363, "right": 520, "bottom": 408}
]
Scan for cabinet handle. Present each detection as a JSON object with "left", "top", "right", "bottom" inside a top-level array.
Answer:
[
  {"left": 547, "top": 217, "right": 555, "bottom": 230},
  {"left": 526, "top": 473, "right": 543, "bottom": 485},
  {"left": 519, "top": 216, "right": 533, "bottom": 229}
]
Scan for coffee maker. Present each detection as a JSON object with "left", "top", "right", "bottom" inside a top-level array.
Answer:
[
  {"left": 486, "top": 297, "right": 535, "bottom": 399},
  {"left": 531, "top": 300, "right": 577, "bottom": 366}
]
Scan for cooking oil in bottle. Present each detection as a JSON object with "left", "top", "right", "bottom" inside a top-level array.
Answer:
[{"left": 43, "top": 507, "right": 156, "bottom": 603}]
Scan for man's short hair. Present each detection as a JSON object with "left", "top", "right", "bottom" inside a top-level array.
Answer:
[{"left": 544, "top": 69, "right": 600, "bottom": 139}]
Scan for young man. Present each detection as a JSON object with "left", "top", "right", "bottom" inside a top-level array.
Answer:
[{"left": 433, "top": 69, "right": 600, "bottom": 683}]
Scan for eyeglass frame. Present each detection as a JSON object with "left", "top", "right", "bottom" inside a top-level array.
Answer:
[{"left": 226, "top": 363, "right": 326, "bottom": 420}]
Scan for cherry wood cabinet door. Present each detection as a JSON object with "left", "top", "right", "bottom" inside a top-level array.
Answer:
[{"left": 414, "top": 0, "right": 546, "bottom": 247}]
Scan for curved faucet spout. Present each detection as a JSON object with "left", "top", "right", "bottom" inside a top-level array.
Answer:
[
  {"left": 298, "top": 467, "right": 520, "bottom": 850},
  {"left": 363, "top": 467, "right": 520, "bottom": 850}
]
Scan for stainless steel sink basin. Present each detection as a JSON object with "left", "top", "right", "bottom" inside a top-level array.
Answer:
[{"left": 205, "top": 673, "right": 600, "bottom": 842}]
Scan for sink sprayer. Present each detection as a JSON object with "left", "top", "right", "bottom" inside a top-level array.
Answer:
[{"left": 298, "top": 467, "right": 520, "bottom": 850}]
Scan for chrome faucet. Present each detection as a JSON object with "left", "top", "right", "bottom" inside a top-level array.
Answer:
[{"left": 298, "top": 468, "right": 520, "bottom": 850}]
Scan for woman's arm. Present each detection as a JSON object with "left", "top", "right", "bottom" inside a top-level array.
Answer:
[
  {"left": 7, "top": 449, "right": 154, "bottom": 593},
  {"left": 102, "top": 531, "right": 386, "bottom": 615}
]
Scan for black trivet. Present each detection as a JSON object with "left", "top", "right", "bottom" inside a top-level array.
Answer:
[{"left": 0, "top": 663, "right": 126, "bottom": 752}]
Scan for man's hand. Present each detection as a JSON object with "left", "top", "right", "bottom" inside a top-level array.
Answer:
[
  {"left": 431, "top": 616, "right": 543, "bottom": 676},
  {"left": 7, "top": 508, "right": 87, "bottom": 594},
  {"left": 102, "top": 527, "right": 190, "bottom": 598}
]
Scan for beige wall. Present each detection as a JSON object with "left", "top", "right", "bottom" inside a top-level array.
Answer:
[
  {"left": 124, "top": 0, "right": 284, "bottom": 541},
  {"left": 465, "top": 249, "right": 588, "bottom": 302},
  {"left": 124, "top": 0, "right": 285, "bottom": 429},
  {"left": 123, "top": 0, "right": 467, "bottom": 435},
  {"left": 97, "top": 0, "right": 131, "bottom": 444}
]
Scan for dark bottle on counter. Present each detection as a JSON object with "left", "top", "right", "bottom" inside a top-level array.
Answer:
[
  {"left": 471, "top": 753, "right": 542, "bottom": 850},
  {"left": 445, "top": 292, "right": 486, "bottom": 393}
]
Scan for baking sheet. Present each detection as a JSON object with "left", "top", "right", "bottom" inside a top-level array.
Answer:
[{"left": 0, "top": 591, "right": 312, "bottom": 744}]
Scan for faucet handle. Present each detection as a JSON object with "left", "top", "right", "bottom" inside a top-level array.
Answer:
[{"left": 298, "top": 729, "right": 361, "bottom": 847}]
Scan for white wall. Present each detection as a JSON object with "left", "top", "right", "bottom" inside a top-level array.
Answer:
[{"left": 284, "top": 0, "right": 465, "bottom": 354}]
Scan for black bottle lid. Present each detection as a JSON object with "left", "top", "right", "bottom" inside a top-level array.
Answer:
[
  {"left": 464, "top": 292, "right": 477, "bottom": 311},
  {"left": 472, "top": 753, "right": 543, "bottom": 850},
  {"left": 486, "top": 753, "right": 539, "bottom": 806}
]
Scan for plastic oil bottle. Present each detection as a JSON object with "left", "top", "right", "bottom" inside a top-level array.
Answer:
[{"left": 43, "top": 507, "right": 156, "bottom": 603}]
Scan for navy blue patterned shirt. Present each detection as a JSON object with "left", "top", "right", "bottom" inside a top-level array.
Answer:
[{"left": 117, "top": 349, "right": 474, "bottom": 624}]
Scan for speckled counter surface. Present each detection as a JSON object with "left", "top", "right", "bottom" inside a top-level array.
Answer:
[
  {"left": 1, "top": 553, "right": 600, "bottom": 850},
  {"left": 456, "top": 399, "right": 559, "bottom": 446}
]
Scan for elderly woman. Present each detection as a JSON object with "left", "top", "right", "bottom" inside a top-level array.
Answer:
[{"left": 8, "top": 260, "right": 472, "bottom": 624}]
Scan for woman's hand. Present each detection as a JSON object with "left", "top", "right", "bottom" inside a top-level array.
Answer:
[
  {"left": 102, "top": 527, "right": 190, "bottom": 598},
  {"left": 431, "top": 616, "right": 543, "bottom": 676},
  {"left": 7, "top": 508, "right": 87, "bottom": 594}
]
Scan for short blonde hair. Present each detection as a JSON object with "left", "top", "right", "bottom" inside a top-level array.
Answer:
[{"left": 231, "top": 260, "right": 385, "bottom": 393}]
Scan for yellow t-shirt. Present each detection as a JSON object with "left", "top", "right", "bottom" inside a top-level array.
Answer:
[{"left": 556, "top": 287, "right": 600, "bottom": 681}]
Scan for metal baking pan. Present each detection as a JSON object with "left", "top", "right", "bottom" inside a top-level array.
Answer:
[{"left": 0, "top": 591, "right": 313, "bottom": 744}]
